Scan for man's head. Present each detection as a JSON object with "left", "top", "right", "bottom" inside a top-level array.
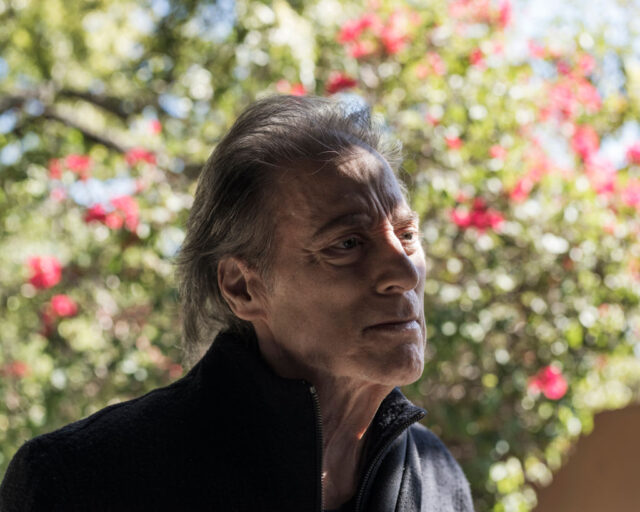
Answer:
[{"left": 177, "top": 95, "right": 425, "bottom": 382}]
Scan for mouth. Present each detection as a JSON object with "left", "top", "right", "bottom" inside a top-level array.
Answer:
[{"left": 365, "top": 318, "right": 421, "bottom": 332}]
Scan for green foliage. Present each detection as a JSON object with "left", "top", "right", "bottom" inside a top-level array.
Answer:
[{"left": 2, "top": 0, "right": 640, "bottom": 510}]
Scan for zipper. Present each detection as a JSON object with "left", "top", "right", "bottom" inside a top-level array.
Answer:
[
  {"left": 309, "top": 384, "right": 324, "bottom": 512},
  {"left": 353, "top": 412, "right": 424, "bottom": 512}
]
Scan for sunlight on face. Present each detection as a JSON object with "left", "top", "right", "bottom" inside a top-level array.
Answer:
[{"left": 256, "top": 145, "right": 427, "bottom": 387}]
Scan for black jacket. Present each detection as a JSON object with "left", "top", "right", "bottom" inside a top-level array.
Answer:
[{"left": 0, "top": 331, "right": 473, "bottom": 511}]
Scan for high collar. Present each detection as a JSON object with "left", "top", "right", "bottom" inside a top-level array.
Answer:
[{"left": 197, "top": 330, "right": 426, "bottom": 476}]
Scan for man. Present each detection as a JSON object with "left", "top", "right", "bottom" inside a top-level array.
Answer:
[{"left": 1, "top": 96, "right": 473, "bottom": 511}]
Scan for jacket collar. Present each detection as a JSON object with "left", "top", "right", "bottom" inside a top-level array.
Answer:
[{"left": 198, "top": 330, "right": 426, "bottom": 467}]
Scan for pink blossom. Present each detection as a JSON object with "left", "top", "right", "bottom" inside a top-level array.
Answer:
[
  {"left": 27, "top": 256, "right": 62, "bottom": 290},
  {"left": 148, "top": 119, "right": 162, "bottom": 135},
  {"left": 528, "top": 365, "right": 568, "bottom": 400},
  {"left": 621, "top": 179, "right": 640, "bottom": 210},
  {"left": 469, "top": 48, "right": 485, "bottom": 68},
  {"left": 169, "top": 363, "right": 183, "bottom": 379},
  {"left": 326, "top": 72, "right": 357, "bottom": 94},
  {"left": 528, "top": 40, "right": 546, "bottom": 58},
  {"left": 348, "top": 40, "right": 377, "bottom": 58},
  {"left": 48, "top": 158, "right": 62, "bottom": 179},
  {"left": 585, "top": 156, "right": 616, "bottom": 196},
  {"left": 489, "top": 145, "right": 507, "bottom": 159},
  {"left": 337, "top": 13, "right": 381, "bottom": 44},
  {"left": 578, "top": 54, "right": 596, "bottom": 76},
  {"left": 571, "top": 125, "right": 599, "bottom": 162},
  {"left": 1, "top": 361, "right": 30, "bottom": 379},
  {"left": 417, "top": 52, "right": 447, "bottom": 78},
  {"left": 111, "top": 196, "right": 139, "bottom": 231},
  {"left": 84, "top": 196, "right": 139, "bottom": 232},
  {"left": 451, "top": 198, "right": 504, "bottom": 232},
  {"left": 65, "top": 154, "right": 92, "bottom": 179},
  {"left": 626, "top": 142, "right": 640, "bottom": 165},
  {"left": 276, "top": 80, "right": 307, "bottom": 96},
  {"left": 509, "top": 177, "right": 533, "bottom": 202},
  {"left": 498, "top": 0, "right": 511, "bottom": 28},
  {"left": 556, "top": 60, "right": 571, "bottom": 76},
  {"left": 50, "top": 294, "right": 78, "bottom": 317},
  {"left": 576, "top": 80, "right": 601, "bottom": 114},
  {"left": 85, "top": 204, "right": 108, "bottom": 223},
  {"left": 380, "top": 10, "right": 414, "bottom": 55},
  {"left": 445, "top": 135, "right": 463, "bottom": 150},
  {"left": 50, "top": 187, "right": 66, "bottom": 202},
  {"left": 125, "top": 147, "right": 156, "bottom": 166}
]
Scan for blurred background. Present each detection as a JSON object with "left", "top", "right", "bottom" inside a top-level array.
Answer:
[{"left": 2, "top": 0, "right": 640, "bottom": 510}]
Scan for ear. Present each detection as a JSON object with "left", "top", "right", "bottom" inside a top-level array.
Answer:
[{"left": 217, "top": 256, "right": 268, "bottom": 323}]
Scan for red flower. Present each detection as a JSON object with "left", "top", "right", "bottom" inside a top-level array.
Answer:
[
  {"left": 84, "top": 196, "right": 139, "bottom": 232},
  {"left": 1, "top": 361, "right": 30, "bottom": 379},
  {"left": 48, "top": 158, "right": 63, "bottom": 179},
  {"left": 585, "top": 156, "right": 616, "bottom": 196},
  {"left": 27, "top": 256, "right": 62, "bottom": 290},
  {"left": 65, "top": 154, "right": 92, "bottom": 179},
  {"left": 380, "top": 10, "right": 413, "bottom": 55},
  {"left": 445, "top": 135, "right": 463, "bottom": 150},
  {"left": 148, "top": 119, "right": 162, "bottom": 135},
  {"left": 50, "top": 294, "right": 78, "bottom": 317},
  {"left": 337, "top": 13, "right": 381, "bottom": 44},
  {"left": 621, "top": 179, "right": 640, "bottom": 210},
  {"left": 489, "top": 145, "right": 507, "bottom": 159},
  {"left": 571, "top": 125, "right": 599, "bottom": 162},
  {"left": 469, "top": 48, "right": 485, "bottom": 68},
  {"left": 626, "top": 142, "right": 640, "bottom": 165},
  {"left": 85, "top": 204, "right": 107, "bottom": 223},
  {"left": 556, "top": 60, "right": 572, "bottom": 76},
  {"left": 528, "top": 365, "right": 568, "bottom": 400},
  {"left": 125, "top": 147, "right": 156, "bottom": 166},
  {"left": 498, "top": 0, "right": 512, "bottom": 28},
  {"left": 276, "top": 80, "right": 307, "bottom": 96},
  {"left": 326, "top": 72, "right": 357, "bottom": 94},
  {"left": 50, "top": 187, "right": 66, "bottom": 202},
  {"left": 528, "top": 40, "right": 546, "bottom": 58},
  {"left": 111, "top": 195, "right": 139, "bottom": 231},
  {"left": 509, "top": 177, "right": 534, "bottom": 202},
  {"left": 451, "top": 198, "right": 504, "bottom": 232},
  {"left": 578, "top": 54, "right": 596, "bottom": 76}
]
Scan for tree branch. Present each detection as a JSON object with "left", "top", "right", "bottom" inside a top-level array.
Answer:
[{"left": 42, "top": 105, "right": 130, "bottom": 153}]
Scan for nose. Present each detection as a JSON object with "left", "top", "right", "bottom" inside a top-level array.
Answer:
[{"left": 374, "top": 230, "right": 424, "bottom": 295}]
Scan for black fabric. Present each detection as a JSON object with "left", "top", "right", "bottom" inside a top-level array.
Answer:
[{"left": 0, "top": 331, "right": 474, "bottom": 511}]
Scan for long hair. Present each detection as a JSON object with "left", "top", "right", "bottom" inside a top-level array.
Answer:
[{"left": 176, "top": 94, "right": 402, "bottom": 362}]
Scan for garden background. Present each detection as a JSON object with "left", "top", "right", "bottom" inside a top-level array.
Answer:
[{"left": 2, "top": 0, "right": 640, "bottom": 510}]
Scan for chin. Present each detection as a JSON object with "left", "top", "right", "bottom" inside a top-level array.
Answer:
[{"left": 371, "top": 344, "right": 425, "bottom": 387}]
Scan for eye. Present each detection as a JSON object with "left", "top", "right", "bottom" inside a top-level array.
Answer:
[
  {"left": 336, "top": 237, "right": 362, "bottom": 250},
  {"left": 398, "top": 229, "right": 420, "bottom": 243}
]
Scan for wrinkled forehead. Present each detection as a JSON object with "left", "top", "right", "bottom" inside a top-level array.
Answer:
[{"left": 271, "top": 144, "right": 410, "bottom": 228}]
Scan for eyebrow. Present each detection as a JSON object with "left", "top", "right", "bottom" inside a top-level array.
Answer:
[{"left": 311, "top": 209, "right": 419, "bottom": 241}]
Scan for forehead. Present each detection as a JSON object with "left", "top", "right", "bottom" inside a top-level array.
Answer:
[{"left": 272, "top": 145, "right": 410, "bottom": 236}]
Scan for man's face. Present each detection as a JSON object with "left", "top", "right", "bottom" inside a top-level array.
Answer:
[{"left": 256, "top": 145, "right": 427, "bottom": 387}]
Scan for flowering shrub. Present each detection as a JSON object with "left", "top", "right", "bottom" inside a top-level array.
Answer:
[
  {"left": 27, "top": 256, "right": 63, "bottom": 290},
  {"left": 1, "top": 0, "right": 640, "bottom": 510}
]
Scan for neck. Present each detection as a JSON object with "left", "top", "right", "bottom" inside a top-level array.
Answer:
[
  {"left": 314, "top": 375, "right": 391, "bottom": 509},
  {"left": 254, "top": 329, "right": 391, "bottom": 509}
]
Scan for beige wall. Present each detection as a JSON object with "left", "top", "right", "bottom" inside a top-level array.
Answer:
[{"left": 534, "top": 404, "right": 640, "bottom": 512}]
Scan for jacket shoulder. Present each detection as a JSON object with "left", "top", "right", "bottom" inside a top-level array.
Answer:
[
  {"left": 405, "top": 423, "right": 474, "bottom": 511},
  {"left": 0, "top": 371, "right": 203, "bottom": 510}
]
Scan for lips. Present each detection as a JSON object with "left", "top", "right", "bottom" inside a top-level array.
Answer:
[{"left": 365, "top": 318, "right": 421, "bottom": 332}]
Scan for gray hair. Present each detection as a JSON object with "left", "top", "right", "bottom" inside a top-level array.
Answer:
[{"left": 176, "top": 94, "right": 402, "bottom": 360}]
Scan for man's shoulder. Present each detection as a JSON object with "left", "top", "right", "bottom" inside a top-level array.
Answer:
[
  {"left": 406, "top": 422, "right": 465, "bottom": 473},
  {"left": 403, "top": 422, "right": 474, "bottom": 510},
  {"left": 0, "top": 369, "right": 211, "bottom": 509},
  {"left": 44, "top": 368, "right": 199, "bottom": 445}
]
